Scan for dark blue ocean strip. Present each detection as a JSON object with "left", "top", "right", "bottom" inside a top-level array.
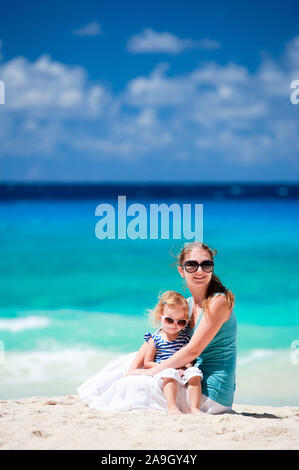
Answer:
[{"left": 0, "top": 182, "right": 298, "bottom": 200}]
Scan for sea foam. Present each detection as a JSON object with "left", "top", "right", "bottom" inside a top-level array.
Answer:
[
  {"left": 0, "top": 346, "right": 298, "bottom": 406},
  {"left": 0, "top": 316, "right": 50, "bottom": 333}
]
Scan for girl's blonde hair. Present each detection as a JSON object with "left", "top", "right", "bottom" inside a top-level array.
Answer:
[
  {"left": 147, "top": 290, "right": 189, "bottom": 327},
  {"left": 173, "top": 241, "right": 235, "bottom": 315}
]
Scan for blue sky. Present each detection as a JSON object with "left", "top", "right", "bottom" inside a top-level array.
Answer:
[{"left": 0, "top": 0, "right": 298, "bottom": 181}]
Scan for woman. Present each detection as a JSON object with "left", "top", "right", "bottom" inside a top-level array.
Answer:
[
  {"left": 127, "top": 241, "right": 237, "bottom": 414},
  {"left": 78, "top": 241, "right": 237, "bottom": 415}
]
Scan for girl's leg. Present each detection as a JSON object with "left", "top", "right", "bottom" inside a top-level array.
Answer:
[
  {"left": 187, "top": 376, "right": 202, "bottom": 414},
  {"left": 162, "top": 378, "right": 182, "bottom": 415}
]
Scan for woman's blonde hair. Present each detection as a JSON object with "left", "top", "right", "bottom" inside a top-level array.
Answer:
[
  {"left": 147, "top": 290, "right": 189, "bottom": 327},
  {"left": 173, "top": 241, "right": 235, "bottom": 315}
]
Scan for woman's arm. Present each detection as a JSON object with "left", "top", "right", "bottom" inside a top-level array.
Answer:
[
  {"left": 127, "top": 296, "right": 231, "bottom": 376},
  {"left": 143, "top": 338, "right": 157, "bottom": 369}
]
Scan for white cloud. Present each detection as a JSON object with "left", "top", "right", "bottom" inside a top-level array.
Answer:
[
  {"left": 190, "top": 62, "right": 249, "bottom": 85},
  {"left": 72, "top": 21, "right": 102, "bottom": 37},
  {"left": 126, "top": 28, "right": 220, "bottom": 54},
  {"left": 0, "top": 54, "right": 110, "bottom": 117},
  {"left": 123, "top": 63, "right": 195, "bottom": 106},
  {"left": 123, "top": 62, "right": 251, "bottom": 109},
  {"left": 0, "top": 36, "right": 298, "bottom": 173},
  {"left": 0, "top": 54, "right": 113, "bottom": 158},
  {"left": 70, "top": 106, "right": 173, "bottom": 161}
]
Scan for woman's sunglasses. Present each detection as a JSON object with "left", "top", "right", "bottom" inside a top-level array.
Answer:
[
  {"left": 181, "top": 259, "right": 214, "bottom": 273},
  {"left": 161, "top": 315, "right": 188, "bottom": 328}
]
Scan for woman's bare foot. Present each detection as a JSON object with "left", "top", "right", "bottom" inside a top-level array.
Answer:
[{"left": 168, "top": 407, "right": 182, "bottom": 415}]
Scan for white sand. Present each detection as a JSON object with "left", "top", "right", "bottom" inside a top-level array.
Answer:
[{"left": 0, "top": 395, "right": 298, "bottom": 450}]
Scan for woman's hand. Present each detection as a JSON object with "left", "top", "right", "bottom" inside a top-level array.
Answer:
[
  {"left": 184, "top": 363, "right": 193, "bottom": 368},
  {"left": 176, "top": 367, "right": 187, "bottom": 377}
]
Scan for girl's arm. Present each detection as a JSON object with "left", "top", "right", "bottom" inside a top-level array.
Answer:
[
  {"left": 127, "top": 295, "right": 231, "bottom": 376},
  {"left": 125, "top": 342, "right": 148, "bottom": 373},
  {"left": 143, "top": 338, "right": 157, "bottom": 369}
]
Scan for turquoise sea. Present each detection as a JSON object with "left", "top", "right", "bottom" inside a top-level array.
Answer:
[{"left": 0, "top": 187, "right": 298, "bottom": 406}]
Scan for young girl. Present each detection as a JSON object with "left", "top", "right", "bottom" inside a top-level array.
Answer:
[
  {"left": 77, "top": 290, "right": 202, "bottom": 414},
  {"left": 143, "top": 290, "right": 203, "bottom": 414}
]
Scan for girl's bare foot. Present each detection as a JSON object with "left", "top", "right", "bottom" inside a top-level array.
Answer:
[
  {"left": 190, "top": 407, "right": 201, "bottom": 414},
  {"left": 168, "top": 407, "right": 182, "bottom": 415}
]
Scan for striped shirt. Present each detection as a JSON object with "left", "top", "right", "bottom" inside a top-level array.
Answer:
[{"left": 144, "top": 327, "right": 191, "bottom": 363}]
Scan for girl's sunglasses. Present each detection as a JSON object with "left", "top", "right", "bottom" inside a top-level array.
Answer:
[
  {"left": 161, "top": 315, "right": 188, "bottom": 328},
  {"left": 181, "top": 259, "right": 214, "bottom": 273}
]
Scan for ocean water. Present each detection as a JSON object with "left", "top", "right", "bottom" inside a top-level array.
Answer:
[{"left": 0, "top": 189, "right": 298, "bottom": 406}]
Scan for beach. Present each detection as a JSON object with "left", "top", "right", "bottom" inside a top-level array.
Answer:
[
  {"left": 1, "top": 199, "right": 299, "bottom": 408},
  {"left": 0, "top": 395, "right": 298, "bottom": 450},
  {"left": 0, "top": 196, "right": 299, "bottom": 450}
]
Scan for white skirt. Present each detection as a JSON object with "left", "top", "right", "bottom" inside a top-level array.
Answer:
[{"left": 77, "top": 352, "right": 202, "bottom": 414}]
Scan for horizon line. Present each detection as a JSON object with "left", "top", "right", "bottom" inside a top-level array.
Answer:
[{"left": 0, "top": 181, "right": 299, "bottom": 186}]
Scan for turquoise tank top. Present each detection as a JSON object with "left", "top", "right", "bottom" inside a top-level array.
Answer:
[{"left": 187, "top": 293, "right": 237, "bottom": 407}]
